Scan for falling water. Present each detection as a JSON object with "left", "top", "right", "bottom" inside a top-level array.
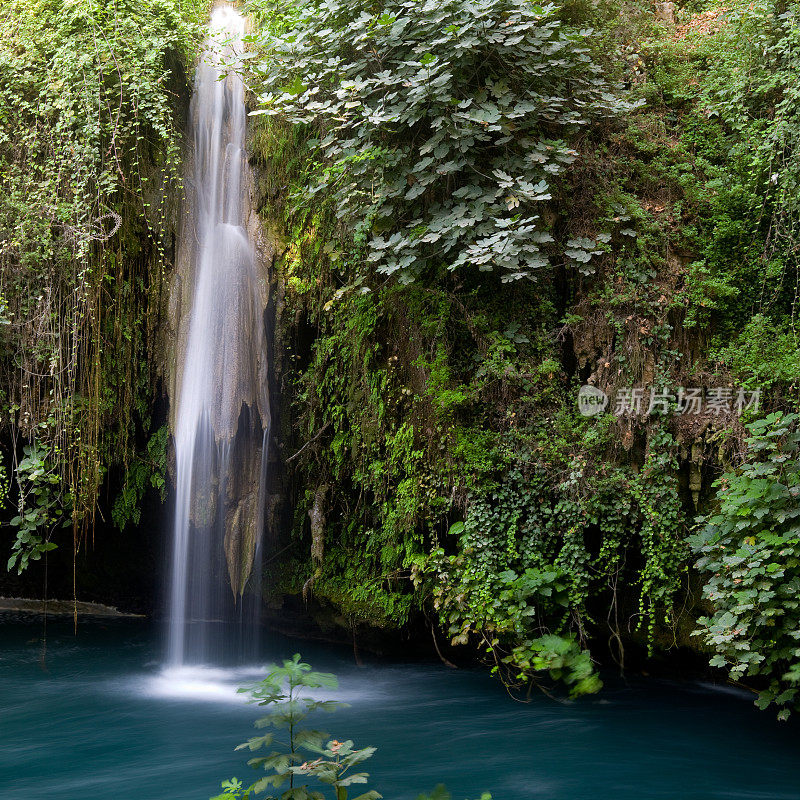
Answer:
[{"left": 167, "top": 5, "right": 270, "bottom": 666}]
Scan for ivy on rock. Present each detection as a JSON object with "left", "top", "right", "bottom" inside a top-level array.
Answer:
[
  {"left": 418, "top": 426, "right": 686, "bottom": 694},
  {"left": 691, "top": 412, "right": 800, "bottom": 720}
]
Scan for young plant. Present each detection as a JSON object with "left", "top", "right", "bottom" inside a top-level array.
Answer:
[
  {"left": 7, "top": 444, "right": 62, "bottom": 573},
  {"left": 211, "top": 654, "right": 380, "bottom": 800},
  {"left": 211, "top": 655, "right": 491, "bottom": 800}
]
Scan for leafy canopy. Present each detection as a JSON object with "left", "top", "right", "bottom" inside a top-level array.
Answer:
[{"left": 246, "top": 0, "right": 631, "bottom": 283}]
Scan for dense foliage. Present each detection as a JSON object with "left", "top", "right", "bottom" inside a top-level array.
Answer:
[
  {"left": 421, "top": 425, "right": 685, "bottom": 694},
  {"left": 245, "top": 0, "right": 800, "bottom": 705},
  {"left": 5, "top": 0, "right": 800, "bottom": 718},
  {"left": 249, "top": 0, "right": 630, "bottom": 284},
  {"left": 0, "top": 0, "right": 202, "bottom": 573},
  {"left": 654, "top": 0, "right": 800, "bottom": 714},
  {"left": 691, "top": 412, "right": 800, "bottom": 719},
  {"left": 245, "top": 0, "right": 694, "bottom": 693},
  {"left": 650, "top": 0, "right": 800, "bottom": 375}
]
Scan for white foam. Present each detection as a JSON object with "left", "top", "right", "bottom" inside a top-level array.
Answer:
[
  {"left": 137, "top": 665, "right": 266, "bottom": 704},
  {"left": 131, "top": 665, "right": 390, "bottom": 706}
]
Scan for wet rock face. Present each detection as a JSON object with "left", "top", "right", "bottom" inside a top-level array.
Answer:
[
  {"left": 223, "top": 402, "right": 270, "bottom": 596},
  {"left": 169, "top": 178, "right": 273, "bottom": 598}
]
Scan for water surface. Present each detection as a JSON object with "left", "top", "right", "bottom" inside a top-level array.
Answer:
[{"left": 1, "top": 618, "right": 798, "bottom": 799}]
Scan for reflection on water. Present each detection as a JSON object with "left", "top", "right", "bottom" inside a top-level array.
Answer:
[{"left": 1, "top": 618, "right": 799, "bottom": 800}]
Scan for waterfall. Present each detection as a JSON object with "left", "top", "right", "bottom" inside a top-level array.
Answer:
[{"left": 167, "top": 4, "right": 270, "bottom": 667}]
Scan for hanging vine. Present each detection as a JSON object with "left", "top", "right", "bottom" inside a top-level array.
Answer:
[{"left": 0, "top": 0, "right": 204, "bottom": 572}]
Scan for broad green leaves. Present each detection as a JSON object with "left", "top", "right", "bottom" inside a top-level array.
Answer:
[
  {"left": 246, "top": 0, "right": 629, "bottom": 283},
  {"left": 7, "top": 445, "right": 62, "bottom": 573},
  {"left": 212, "top": 655, "right": 487, "bottom": 799},
  {"left": 690, "top": 412, "right": 800, "bottom": 719}
]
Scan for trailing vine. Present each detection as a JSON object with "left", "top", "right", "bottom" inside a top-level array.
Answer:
[
  {"left": 0, "top": 0, "right": 204, "bottom": 570},
  {"left": 419, "top": 425, "right": 686, "bottom": 693}
]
